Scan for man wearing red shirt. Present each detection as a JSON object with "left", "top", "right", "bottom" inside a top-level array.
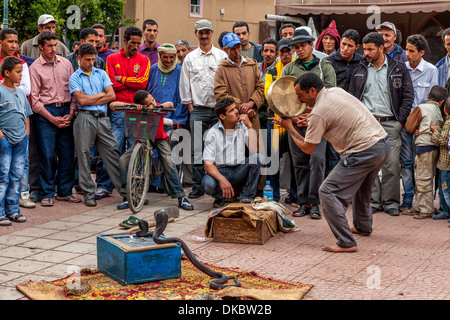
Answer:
[
  {"left": 106, "top": 26, "right": 151, "bottom": 154},
  {"left": 98, "top": 27, "right": 150, "bottom": 200}
]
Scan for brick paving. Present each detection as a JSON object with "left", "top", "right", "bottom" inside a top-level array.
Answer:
[{"left": 0, "top": 187, "right": 449, "bottom": 300}]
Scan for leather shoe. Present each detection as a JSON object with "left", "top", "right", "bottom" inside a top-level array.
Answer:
[
  {"left": 387, "top": 208, "right": 400, "bottom": 216},
  {"left": 213, "top": 198, "right": 225, "bottom": 208},
  {"left": 293, "top": 204, "right": 309, "bottom": 217},
  {"left": 84, "top": 196, "right": 97, "bottom": 207},
  {"left": 371, "top": 206, "right": 380, "bottom": 214},
  {"left": 188, "top": 189, "right": 204, "bottom": 199}
]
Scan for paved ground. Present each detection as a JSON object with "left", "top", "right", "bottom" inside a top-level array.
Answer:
[{"left": 0, "top": 187, "right": 449, "bottom": 300}]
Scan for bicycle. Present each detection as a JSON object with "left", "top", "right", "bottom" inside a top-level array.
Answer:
[{"left": 115, "top": 104, "right": 175, "bottom": 213}]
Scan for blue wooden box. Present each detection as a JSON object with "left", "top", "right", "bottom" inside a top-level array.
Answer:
[{"left": 97, "top": 233, "right": 181, "bottom": 285}]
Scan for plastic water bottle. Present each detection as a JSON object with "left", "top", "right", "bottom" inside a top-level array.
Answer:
[{"left": 263, "top": 181, "right": 273, "bottom": 201}]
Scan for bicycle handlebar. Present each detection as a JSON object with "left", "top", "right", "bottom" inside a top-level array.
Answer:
[{"left": 115, "top": 104, "right": 176, "bottom": 113}]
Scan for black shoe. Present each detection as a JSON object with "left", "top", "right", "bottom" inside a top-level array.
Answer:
[
  {"left": 284, "top": 195, "right": 296, "bottom": 204},
  {"left": 309, "top": 205, "right": 322, "bottom": 219},
  {"left": 387, "top": 208, "right": 400, "bottom": 216},
  {"left": 293, "top": 204, "right": 309, "bottom": 217},
  {"left": 371, "top": 206, "right": 380, "bottom": 214},
  {"left": 213, "top": 198, "right": 225, "bottom": 208},
  {"left": 85, "top": 198, "right": 97, "bottom": 207},
  {"left": 188, "top": 189, "right": 204, "bottom": 199}
]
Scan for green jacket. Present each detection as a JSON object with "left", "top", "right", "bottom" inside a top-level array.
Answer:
[{"left": 281, "top": 55, "right": 336, "bottom": 88}]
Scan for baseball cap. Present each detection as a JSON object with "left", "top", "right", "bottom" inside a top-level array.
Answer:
[
  {"left": 38, "top": 14, "right": 57, "bottom": 26},
  {"left": 291, "top": 28, "right": 314, "bottom": 44},
  {"left": 376, "top": 21, "right": 397, "bottom": 34},
  {"left": 277, "top": 38, "right": 292, "bottom": 51},
  {"left": 195, "top": 20, "right": 213, "bottom": 31},
  {"left": 222, "top": 33, "right": 241, "bottom": 48},
  {"left": 296, "top": 26, "right": 313, "bottom": 37}
]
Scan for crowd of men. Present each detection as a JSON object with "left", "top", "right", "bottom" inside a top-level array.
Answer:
[{"left": 1, "top": 13, "right": 450, "bottom": 230}]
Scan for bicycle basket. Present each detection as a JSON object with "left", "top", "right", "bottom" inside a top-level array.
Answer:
[{"left": 124, "top": 111, "right": 163, "bottom": 140}]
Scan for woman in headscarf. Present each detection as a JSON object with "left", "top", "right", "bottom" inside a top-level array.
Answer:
[{"left": 315, "top": 20, "right": 341, "bottom": 56}]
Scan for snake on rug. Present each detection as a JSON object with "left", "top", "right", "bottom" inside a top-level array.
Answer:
[{"left": 135, "top": 210, "right": 241, "bottom": 290}]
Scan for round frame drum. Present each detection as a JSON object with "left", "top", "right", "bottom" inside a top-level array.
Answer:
[{"left": 267, "top": 76, "right": 306, "bottom": 118}]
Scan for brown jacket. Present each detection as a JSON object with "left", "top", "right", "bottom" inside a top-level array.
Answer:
[
  {"left": 21, "top": 35, "right": 70, "bottom": 60},
  {"left": 214, "top": 56, "right": 265, "bottom": 133}
]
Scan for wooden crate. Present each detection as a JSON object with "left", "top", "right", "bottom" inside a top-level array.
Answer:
[
  {"left": 97, "top": 234, "right": 181, "bottom": 285},
  {"left": 212, "top": 216, "right": 272, "bottom": 245}
]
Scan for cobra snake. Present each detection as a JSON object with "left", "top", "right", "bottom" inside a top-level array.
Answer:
[{"left": 136, "top": 210, "right": 241, "bottom": 290}]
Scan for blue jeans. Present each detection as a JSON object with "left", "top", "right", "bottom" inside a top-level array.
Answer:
[
  {"left": 20, "top": 139, "right": 29, "bottom": 193},
  {"left": 202, "top": 153, "right": 265, "bottom": 200},
  {"left": 110, "top": 111, "right": 135, "bottom": 155},
  {"left": 400, "top": 127, "right": 415, "bottom": 203},
  {"left": 36, "top": 106, "right": 75, "bottom": 198},
  {"left": 0, "top": 136, "right": 28, "bottom": 217},
  {"left": 439, "top": 170, "right": 450, "bottom": 215}
]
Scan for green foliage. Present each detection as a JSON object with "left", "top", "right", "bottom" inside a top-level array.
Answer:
[{"left": 3, "top": 0, "right": 136, "bottom": 46}]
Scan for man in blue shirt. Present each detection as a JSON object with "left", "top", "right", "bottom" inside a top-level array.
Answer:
[
  {"left": 69, "top": 43, "right": 123, "bottom": 207},
  {"left": 436, "top": 28, "right": 450, "bottom": 93},
  {"left": 376, "top": 22, "right": 407, "bottom": 63}
]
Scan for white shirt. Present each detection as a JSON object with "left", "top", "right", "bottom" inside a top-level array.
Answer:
[
  {"left": 19, "top": 62, "right": 31, "bottom": 96},
  {"left": 203, "top": 120, "right": 249, "bottom": 167},
  {"left": 179, "top": 45, "right": 227, "bottom": 108},
  {"left": 406, "top": 58, "right": 439, "bottom": 110}
]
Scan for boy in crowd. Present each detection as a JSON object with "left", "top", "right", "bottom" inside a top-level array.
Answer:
[
  {"left": 110, "top": 90, "right": 194, "bottom": 211},
  {"left": 405, "top": 85, "right": 447, "bottom": 219},
  {"left": 430, "top": 97, "right": 450, "bottom": 224},
  {"left": 0, "top": 57, "right": 33, "bottom": 226}
]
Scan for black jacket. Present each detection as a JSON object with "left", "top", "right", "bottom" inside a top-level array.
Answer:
[
  {"left": 348, "top": 54, "right": 414, "bottom": 125},
  {"left": 65, "top": 50, "right": 106, "bottom": 72},
  {"left": 325, "top": 50, "right": 364, "bottom": 92}
]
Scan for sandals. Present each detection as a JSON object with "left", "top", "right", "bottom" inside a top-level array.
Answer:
[
  {"left": 413, "top": 213, "right": 432, "bottom": 219},
  {"left": 292, "top": 205, "right": 309, "bottom": 217},
  {"left": 178, "top": 197, "right": 194, "bottom": 210},
  {"left": 56, "top": 195, "right": 81, "bottom": 203},
  {"left": 40, "top": 198, "right": 54, "bottom": 207},
  {"left": 94, "top": 190, "right": 111, "bottom": 200},
  {"left": 309, "top": 205, "right": 322, "bottom": 219},
  {"left": 119, "top": 215, "right": 140, "bottom": 228},
  {"left": 399, "top": 200, "right": 412, "bottom": 212}
]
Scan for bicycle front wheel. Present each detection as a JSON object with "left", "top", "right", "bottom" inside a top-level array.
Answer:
[{"left": 127, "top": 142, "right": 150, "bottom": 213}]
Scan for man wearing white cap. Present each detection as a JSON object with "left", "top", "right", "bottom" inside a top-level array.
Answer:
[
  {"left": 376, "top": 21, "right": 407, "bottom": 63},
  {"left": 21, "top": 14, "right": 70, "bottom": 59},
  {"left": 179, "top": 19, "right": 227, "bottom": 199}
]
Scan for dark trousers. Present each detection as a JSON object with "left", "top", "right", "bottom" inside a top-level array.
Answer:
[
  {"left": 319, "top": 138, "right": 391, "bottom": 248},
  {"left": 288, "top": 125, "right": 326, "bottom": 205},
  {"left": 201, "top": 154, "right": 265, "bottom": 200},
  {"left": 36, "top": 105, "right": 75, "bottom": 199},
  {"left": 190, "top": 107, "right": 218, "bottom": 193}
]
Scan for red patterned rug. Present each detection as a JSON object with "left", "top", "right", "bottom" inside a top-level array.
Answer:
[{"left": 17, "top": 257, "right": 312, "bottom": 300}]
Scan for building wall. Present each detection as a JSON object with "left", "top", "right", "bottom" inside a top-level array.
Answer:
[{"left": 124, "top": 0, "right": 275, "bottom": 48}]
